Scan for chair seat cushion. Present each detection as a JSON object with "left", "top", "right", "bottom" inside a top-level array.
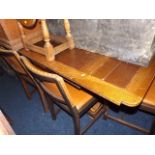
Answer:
[{"left": 42, "top": 81, "right": 95, "bottom": 111}]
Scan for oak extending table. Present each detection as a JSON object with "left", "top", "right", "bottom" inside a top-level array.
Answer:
[
  {"left": 20, "top": 47, "right": 155, "bottom": 134},
  {"left": 19, "top": 47, "right": 155, "bottom": 109}
]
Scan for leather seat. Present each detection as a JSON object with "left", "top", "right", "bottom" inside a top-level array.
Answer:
[{"left": 42, "top": 81, "right": 95, "bottom": 111}]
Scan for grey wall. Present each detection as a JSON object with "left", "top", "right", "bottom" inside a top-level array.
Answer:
[{"left": 47, "top": 19, "right": 155, "bottom": 66}]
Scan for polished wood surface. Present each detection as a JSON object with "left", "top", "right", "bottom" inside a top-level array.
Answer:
[{"left": 20, "top": 48, "right": 155, "bottom": 107}]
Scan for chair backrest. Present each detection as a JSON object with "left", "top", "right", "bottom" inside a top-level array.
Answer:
[
  {"left": 0, "top": 48, "right": 53, "bottom": 112},
  {"left": 0, "top": 47, "right": 39, "bottom": 90},
  {"left": 20, "top": 56, "right": 74, "bottom": 110},
  {"left": 0, "top": 47, "right": 26, "bottom": 75}
]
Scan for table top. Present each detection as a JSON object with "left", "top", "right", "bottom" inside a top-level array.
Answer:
[{"left": 20, "top": 48, "right": 155, "bottom": 107}]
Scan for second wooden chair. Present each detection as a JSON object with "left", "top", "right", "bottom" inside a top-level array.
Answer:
[
  {"left": 20, "top": 56, "right": 104, "bottom": 135},
  {"left": 0, "top": 48, "right": 49, "bottom": 112}
]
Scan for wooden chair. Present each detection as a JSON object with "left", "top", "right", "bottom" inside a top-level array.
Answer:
[
  {"left": 20, "top": 56, "right": 104, "bottom": 135},
  {"left": 17, "top": 19, "right": 75, "bottom": 61},
  {"left": 0, "top": 48, "right": 49, "bottom": 112}
]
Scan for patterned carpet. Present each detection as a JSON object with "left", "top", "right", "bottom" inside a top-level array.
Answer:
[{"left": 0, "top": 73, "right": 154, "bottom": 135}]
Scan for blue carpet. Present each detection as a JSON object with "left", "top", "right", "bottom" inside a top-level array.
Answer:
[{"left": 0, "top": 73, "right": 154, "bottom": 135}]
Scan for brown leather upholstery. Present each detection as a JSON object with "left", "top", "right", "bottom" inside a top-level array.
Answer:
[
  {"left": 141, "top": 80, "right": 155, "bottom": 113},
  {"left": 42, "top": 81, "right": 94, "bottom": 111}
]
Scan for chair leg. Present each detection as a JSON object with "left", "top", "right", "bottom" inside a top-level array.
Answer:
[
  {"left": 72, "top": 109, "right": 81, "bottom": 135},
  {"left": 73, "top": 117, "right": 80, "bottom": 135},
  {"left": 103, "top": 105, "right": 109, "bottom": 120},
  {"left": 37, "top": 86, "right": 50, "bottom": 112},
  {"left": 20, "top": 77, "right": 33, "bottom": 100},
  {"left": 49, "top": 99, "right": 56, "bottom": 120}
]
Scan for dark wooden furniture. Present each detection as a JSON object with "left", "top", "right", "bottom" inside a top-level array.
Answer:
[
  {"left": 0, "top": 48, "right": 50, "bottom": 112},
  {"left": 20, "top": 47, "right": 155, "bottom": 134},
  {"left": 21, "top": 56, "right": 104, "bottom": 135},
  {"left": 0, "top": 110, "right": 15, "bottom": 135}
]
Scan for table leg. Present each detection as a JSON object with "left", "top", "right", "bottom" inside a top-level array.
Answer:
[
  {"left": 150, "top": 116, "right": 155, "bottom": 134},
  {"left": 103, "top": 105, "right": 150, "bottom": 134}
]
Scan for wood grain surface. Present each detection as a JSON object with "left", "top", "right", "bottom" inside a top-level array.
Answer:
[{"left": 19, "top": 48, "right": 155, "bottom": 107}]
